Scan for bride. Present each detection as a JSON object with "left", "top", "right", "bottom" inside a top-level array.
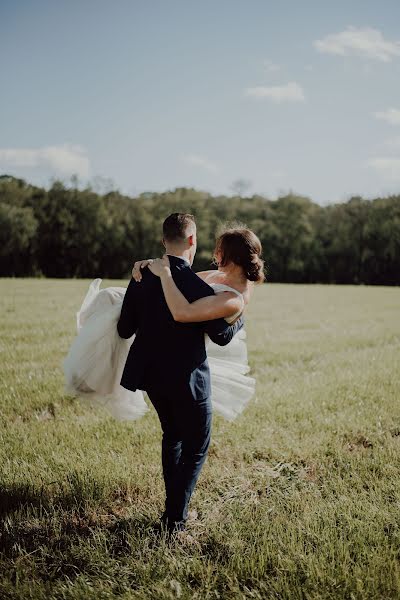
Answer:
[{"left": 63, "top": 225, "right": 265, "bottom": 421}]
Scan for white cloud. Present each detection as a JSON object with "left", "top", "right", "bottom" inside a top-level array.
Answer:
[
  {"left": 368, "top": 157, "right": 400, "bottom": 181},
  {"left": 0, "top": 144, "right": 90, "bottom": 178},
  {"left": 383, "top": 136, "right": 400, "bottom": 148},
  {"left": 374, "top": 108, "right": 400, "bottom": 126},
  {"left": 244, "top": 82, "right": 305, "bottom": 103},
  {"left": 314, "top": 27, "right": 400, "bottom": 62},
  {"left": 182, "top": 154, "right": 218, "bottom": 173},
  {"left": 263, "top": 59, "right": 280, "bottom": 73}
]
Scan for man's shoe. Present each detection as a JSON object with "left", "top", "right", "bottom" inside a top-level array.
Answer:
[
  {"left": 159, "top": 512, "right": 187, "bottom": 534},
  {"left": 167, "top": 519, "right": 186, "bottom": 534}
]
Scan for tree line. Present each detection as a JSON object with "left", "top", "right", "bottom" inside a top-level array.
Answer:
[{"left": 0, "top": 174, "right": 399, "bottom": 285}]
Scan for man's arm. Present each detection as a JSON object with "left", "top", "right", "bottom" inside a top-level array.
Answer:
[
  {"left": 205, "top": 314, "right": 244, "bottom": 346},
  {"left": 117, "top": 277, "right": 140, "bottom": 339}
]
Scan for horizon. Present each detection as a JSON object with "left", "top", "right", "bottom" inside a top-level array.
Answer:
[{"left": 1, "top": 171, "right": 398, "bottom": 207}]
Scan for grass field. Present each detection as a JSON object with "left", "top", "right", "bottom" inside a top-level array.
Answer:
[{"left": 1, "top": 279, "right": 400, "bottom": 600}]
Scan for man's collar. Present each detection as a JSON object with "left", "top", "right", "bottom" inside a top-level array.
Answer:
[{"left": 167, "top": 254, "right": 191, "bottom": 266}]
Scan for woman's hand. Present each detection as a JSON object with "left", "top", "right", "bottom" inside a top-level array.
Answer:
[
  {"left": 132, "top": 259, "right": 154, "bottom": 282},
  {"left": 148, "top": 255, "right": 171, "bottom": 278}
]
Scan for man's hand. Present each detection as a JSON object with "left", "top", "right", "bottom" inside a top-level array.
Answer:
[{"left": 229, "top": 311, "right": 243, "bottom": 325}]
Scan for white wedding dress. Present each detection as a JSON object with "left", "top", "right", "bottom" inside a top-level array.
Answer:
[{"left": 63, "top": 278, "right": 255, "bottom": 422}]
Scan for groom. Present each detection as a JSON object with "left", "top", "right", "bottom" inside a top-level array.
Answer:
[{"left": 117, "top": 213, "right": 243, "bottom": 535}]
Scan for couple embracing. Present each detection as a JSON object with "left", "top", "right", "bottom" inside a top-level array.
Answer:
[{"left": 64, "top": 213, "right": 264, "bottom": 537}]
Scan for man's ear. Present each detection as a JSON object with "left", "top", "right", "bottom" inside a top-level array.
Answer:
[
  {"left": 188, "top": 234, "right": 195, "bottom": 247},
  {"left": 161, "top": 238, "right": 166, "bottom": 249}
]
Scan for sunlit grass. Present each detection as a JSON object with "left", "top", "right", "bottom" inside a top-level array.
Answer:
[{"left": 1, "top": 279, "right": 399, "bottom": 599}]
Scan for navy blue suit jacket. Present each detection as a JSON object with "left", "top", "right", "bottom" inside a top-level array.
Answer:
[{"left": 117, "top": 256, "right": 244, "bottom": 400}]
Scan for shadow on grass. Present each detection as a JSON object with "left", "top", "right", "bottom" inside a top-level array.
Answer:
[
  {"left": 0, "top": 517, "right": 155, "bottom": 587},
  {"left": 0, "top": 470, "right": 144, "bottom": 518},
  {"left": 0, "top": 481, "right": 44, "bottom": 517},
  {"left": 0, "top": 475, "right": 158, "bottom": 583}
]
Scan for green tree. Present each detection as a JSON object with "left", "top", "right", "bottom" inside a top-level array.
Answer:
[{"left": 0, "top": 203, "right": 38, "bottom": 275}]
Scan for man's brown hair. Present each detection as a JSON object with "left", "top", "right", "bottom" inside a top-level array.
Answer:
[{"left": 162, "top": 213, "right": 196, "bottom": 242}]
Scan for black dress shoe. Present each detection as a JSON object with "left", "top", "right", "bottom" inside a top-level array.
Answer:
[
  {"left": 167, "top": 519, "right": 187, "bottom": 535},
  {"left": 159, "top": 513, "right": 186, "bottom": 535},
  {"left": 157, "top": 513, "right": 186, "bottom": 535}
]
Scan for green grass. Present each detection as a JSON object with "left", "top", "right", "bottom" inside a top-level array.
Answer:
[{"left": 1, "top": 279, "right": 399, "bottom": 599}]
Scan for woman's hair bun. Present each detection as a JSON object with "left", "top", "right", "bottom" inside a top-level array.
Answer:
[
  {"left": 214, "top": 225, "right": 265, "bottom": 284},
  {"left": 246, "top": 254, "right": 265, "bottom": 283}
]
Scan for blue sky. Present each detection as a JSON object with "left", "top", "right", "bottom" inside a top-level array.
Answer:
[{"left": 1, "top": 0, "right": 400, "bottom": 204}]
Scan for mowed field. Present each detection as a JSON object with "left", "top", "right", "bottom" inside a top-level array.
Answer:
[{"left": 0, "top": 279, "right": 399, "bottom": 600}]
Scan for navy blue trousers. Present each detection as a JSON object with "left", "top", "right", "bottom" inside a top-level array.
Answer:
[{"left": 146, "top": 387, "right": 212, "bottom": 529}]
